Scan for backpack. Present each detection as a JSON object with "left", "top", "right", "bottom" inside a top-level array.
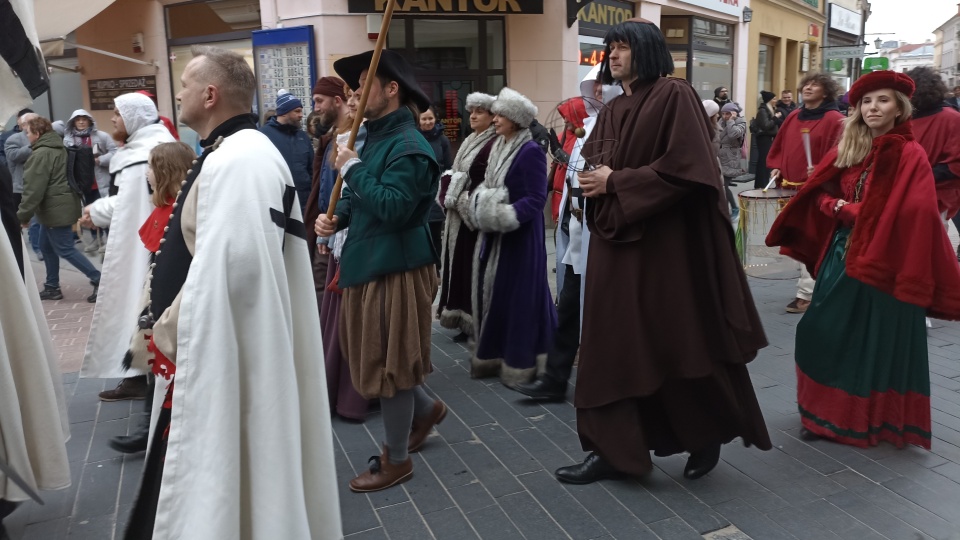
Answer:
[{"left": 65, "top": 146, "right": 96, "bottom": 195}]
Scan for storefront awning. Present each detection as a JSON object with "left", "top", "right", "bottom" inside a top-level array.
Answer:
[{"left": 33, "top": 0, "right": 116, "bottom": 42}]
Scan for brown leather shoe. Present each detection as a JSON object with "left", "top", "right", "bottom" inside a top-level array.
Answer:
[
  {"left": 99, "top": 375, "right": 149, "bottom": 401},
  {"left": 349, "top": 446, "right": 413, "bottom": 493},
  {"left": 785, "top": 298, "right": 811, "bottom": 314},
  {"left": 408, "top": 400, "right": 447, "bottom": 453}
]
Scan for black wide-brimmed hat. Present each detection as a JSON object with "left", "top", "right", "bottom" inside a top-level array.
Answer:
[{"left": 333, "top": 49, "right": 431, "bottom": 112}]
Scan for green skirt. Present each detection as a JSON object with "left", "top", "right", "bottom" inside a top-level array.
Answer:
[{"left": 794, "top": 227, "right": 931, "bottom": 449}]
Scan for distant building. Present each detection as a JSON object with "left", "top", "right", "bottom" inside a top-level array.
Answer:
[
  {"left": 933, "top": 7, "right": 960, "bottom": 87},
  {"left": 880, "top": 42, "right": 935, "bottom": 74}
]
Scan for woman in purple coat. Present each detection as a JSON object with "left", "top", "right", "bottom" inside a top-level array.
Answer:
[{"left": 467, "top": 87, "right": 558, "bottom": 387}]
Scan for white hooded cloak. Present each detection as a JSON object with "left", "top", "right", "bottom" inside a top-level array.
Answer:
[
  {"left": 0, "top": 234, "right": 70, "bottom": 502},
  {"left": 82, "top": 93, "right": 175, "bottom": 379}
]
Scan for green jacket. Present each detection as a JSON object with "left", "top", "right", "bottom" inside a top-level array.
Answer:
[
  {"left": 17, "top": 131, "right": 81, "bottom": 227},
  {"left": 335, "top": 107, "right": 440, "bottom": 288}
]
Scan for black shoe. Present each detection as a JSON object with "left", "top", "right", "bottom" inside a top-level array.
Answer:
[
  {"left": 109, "top": 428, "right": 149, "bottom": 454},
  {"left": 684, "top": 444, "right": 721, "bottom": 480},
  {"left": 556, "top": 453, "right": 625, "bottom": 484},
  {"left": 87, "top": 285, "right": 98, "bottom": 303},
  {"left": 515, "top": 375, "right": 567, "bottom": 401},
  {"left": 39, "top": 286, "right": 63, "bottom": 301},
  {"left": 799, "top": 427, "right": 821, "bottom": 441}
]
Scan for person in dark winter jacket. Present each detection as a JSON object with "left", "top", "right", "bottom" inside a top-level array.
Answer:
[
  {"left": 17, "top": 116, "right": 100, "bottom": 301},
  {"left": 260, "top": 89, "right": 314, "bottom": 213},
  {"left": 714, "top": 86, "right": 731, "bottom": 108},
  {"left": 63, "top": 109, "right": 117, "bottom": 201},
  {"left": 774, "top": 90, "right": 797, "bottom": 127},
  {"left": 419, "top": 106, "right": 452, "bottom": 169},
  {"left": 419, "top": 105, "right": 450, "bottom": 270},
  {"left": 753, "top": 91, "right": 780, "bottom": 188}
]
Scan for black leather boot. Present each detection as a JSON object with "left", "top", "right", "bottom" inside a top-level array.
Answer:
[
  {"left": 684, "top": 443, "right": 722, "bottom": 480},
  {"left": 514, "top": 375, "right": 567, "bottom": 401},
  {"left": 109, "top": 416, "right": 150, "bottom": 454},
  {"left": 555, "top": 453, "right": 625, "bottom": 484}
]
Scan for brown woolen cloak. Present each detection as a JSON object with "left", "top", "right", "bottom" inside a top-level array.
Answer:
[{"left": 576, "top": 77, "right": 771, "bottom": 471}]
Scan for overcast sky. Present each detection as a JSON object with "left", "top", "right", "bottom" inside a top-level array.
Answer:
[{"left": 864, "top": 0, "right": 956, "bottom": 49}]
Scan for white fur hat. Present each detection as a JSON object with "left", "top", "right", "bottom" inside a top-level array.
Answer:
[
  {"left": 701, "top": 99, "right": 720, "bottom": 118},
  {"left": 466, "top": 92, "right": 496, "bottom": 112},
  {"left": 491, "top": 87, "right": 538, "bottom": 129}
]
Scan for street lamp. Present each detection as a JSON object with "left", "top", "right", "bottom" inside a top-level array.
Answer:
[
  {"left": 743, "top": 7, "right": 753, "bottom": 23},
  {"left": 874, "top": 37, "right": 883, "bottom": 49}
]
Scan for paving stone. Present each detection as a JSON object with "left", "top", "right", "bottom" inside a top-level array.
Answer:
[
  {"left": 469, "top": 389, "right": 533, "bottom": 432},
  {"left": 592, "top": 480, "right": 675, "bottom": 525},
  {"left": 73, "top": 457, "right": 123, "bottom": 519},
  {"left": 559, "top": 481, "right": 660, "bottom": 539},
  {"left": 471, "top": 424, "right": 542, "bottom": 476},
  {"left": 343, "top": 527, "right": 388, "bottom": 539},
  {"left": 447, "top": 481, "right": 496, "bottom": 515},
  {"left": 509, "top": 427, "right": 578, "bottom": 472},
  {"left": 332, "top": 449, "right": 381, "bottom": 536},
  {"left": 712, "top": 498, "right": 798, "bottom": 540},
  {"left": 825, "top": 488, "right": 930, "bottom": 539},
  {"left": 637, "top": 466, "right": 729, "bottom": 534},
  {"left": 646, "top": 516, "right": 704, "bottom": 539},
  {"left": 403, "top": 454, "right": 456, "bottom": 516},
  {"left": 418, "top": 440, "right": 477, "bottom": 489},
  {"left": 117, "top": 453, "right": 145, "bottom": 504},
  {"left": 20, "top": 517, "right": 69, "bottom": 540},
  {"left": 765, "top": 505, "right": 844, "bottom": 540},
  {"left": 376, "top": 501, "right": 433, "bottom": 540},
  {"left": 517, "top": 470, "right": 605, "bottom": 540},
  {"left": 796, "top": 498, "right": 888, "bottom": 540},
  {"left": 66, "top": 512, "right": 117, "bottom": 539},
  {"left": 64, "top": 421, "right": 95, "bottom": 464},
  {"left": 497, "top": 491, "right": 568, "bottom": 540},
  {"left": 86, "top": 418, "right": 130, "bottom": 464},
  {"left": 423, "top": 507, "right": 481, "bottom": 540},
  {"left": 449, "top": 440, "right": 523, "bottom": 498},
  {"left": 464, "top": 504, "right": 525, "bottom": 540}
]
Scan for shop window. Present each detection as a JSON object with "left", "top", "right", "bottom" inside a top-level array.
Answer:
[
  {"left": 692, "top": 51, "right": 732, "bottom": 99},
  {"left": 486, "top": 19, "right": 504, "bottom": 70},
  {"left": 758, "top": 39, "right": 776, "bottom": 99},
  {"left": 671, "top": 51, "right": 688, "bottom": 81},
  {"left": 413, "top": 19, "right": 480, "bottom": 70},
  {"left": 661, "top": 17, "right": 689, "bottom": 46},
  {"left": 692, "top": 18, "right": 733, "bottom": 50}
]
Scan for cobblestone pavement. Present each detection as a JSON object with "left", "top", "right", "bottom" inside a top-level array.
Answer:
[{"left": 5, "top": 228, "right": 960, "bottom": 540}]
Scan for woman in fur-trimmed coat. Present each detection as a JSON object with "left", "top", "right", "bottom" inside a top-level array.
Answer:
[
  {"left": 467, "top": 87, "right": 558, "bottom": 387},
  {"left": 436, "top": 92, "right": 497, "bottom": 341}
]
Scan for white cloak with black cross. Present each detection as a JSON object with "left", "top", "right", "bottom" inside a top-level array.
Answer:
[{"left": 150, "top": 129, "right": 342, "bottom": 539}]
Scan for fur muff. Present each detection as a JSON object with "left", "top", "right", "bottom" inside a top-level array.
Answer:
[
  {"left": 466, "top": 92, "right": 496, "bottom": 113},
  {"left": 491, "top": 88, "right": 538, "bottom": 129},
  {"left": 473, "top": 185, "right": 520, "bottom": 233}
]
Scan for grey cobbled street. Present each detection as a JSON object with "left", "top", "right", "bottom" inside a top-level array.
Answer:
[{"left": 6, "top": 225, "right": 960, "bottom": 540}]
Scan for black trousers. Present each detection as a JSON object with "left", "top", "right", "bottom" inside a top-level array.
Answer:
[{"left": 545, "top": 263, "right": 582, "bottom": 383}]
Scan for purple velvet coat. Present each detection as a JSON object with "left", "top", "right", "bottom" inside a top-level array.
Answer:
[{"left": 472, "top": 140, "right": 558, "bottom": 385}]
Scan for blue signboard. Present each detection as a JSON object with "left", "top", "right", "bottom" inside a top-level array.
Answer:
[{"left": 252, "top": 26, "right": 317, "bottom": 122}]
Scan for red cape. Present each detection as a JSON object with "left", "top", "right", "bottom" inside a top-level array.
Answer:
[
  {"left": 139, "top": 201, "right": 174, "bottom": 253},
  {"left": 550, "top": 98, "right": 588, "bottom": 222},
  {"left": 766, "top": 121, "right": 960, "bottom": 320},
  {"left": 765, "top": 107, "right": 844, "bottom": 187},
  {"left": 912, "top": 107, "right": 960, "bottom": 217}
]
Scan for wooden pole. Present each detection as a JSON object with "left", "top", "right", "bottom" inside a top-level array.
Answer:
[{"left": 325, "top": 0, "right": 398, "bottom": 219}]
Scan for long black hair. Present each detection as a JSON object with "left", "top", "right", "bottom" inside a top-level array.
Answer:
[{"left": 600, "top": 20, "right": 674, "bottom": 85}]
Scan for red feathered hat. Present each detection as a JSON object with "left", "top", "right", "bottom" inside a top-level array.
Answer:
[{"left": 849, "top": 70, "right": 916, "bottom": 105}]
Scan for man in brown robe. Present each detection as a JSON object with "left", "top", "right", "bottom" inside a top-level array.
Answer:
[{"left": 556, "top": 19, "right": 772, "bottom": 485}]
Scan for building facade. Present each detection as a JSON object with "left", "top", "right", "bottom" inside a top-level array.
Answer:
[
  {"left": 12, "top": 0, "right": 765, "bottom": 147},
  {"left": 934, "top": 10, "right": 960, "bottom": 87},
  {"left": 822, "top": 0, "right": 864, "bottom": 91},
  {"left": 745, "top": 0, "right": 825, "bottom": 115}
]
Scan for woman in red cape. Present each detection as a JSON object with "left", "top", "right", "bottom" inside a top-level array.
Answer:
[{"left": 767, "top": 70, "right": 960, "bottom": 450}]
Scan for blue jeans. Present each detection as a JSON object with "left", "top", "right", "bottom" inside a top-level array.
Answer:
[
  {"left": 39, "top": 225, "right": 101, "bottom": 289},
  {"left": 28, "top": 216, "right": 41, "bottom": 252}
]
